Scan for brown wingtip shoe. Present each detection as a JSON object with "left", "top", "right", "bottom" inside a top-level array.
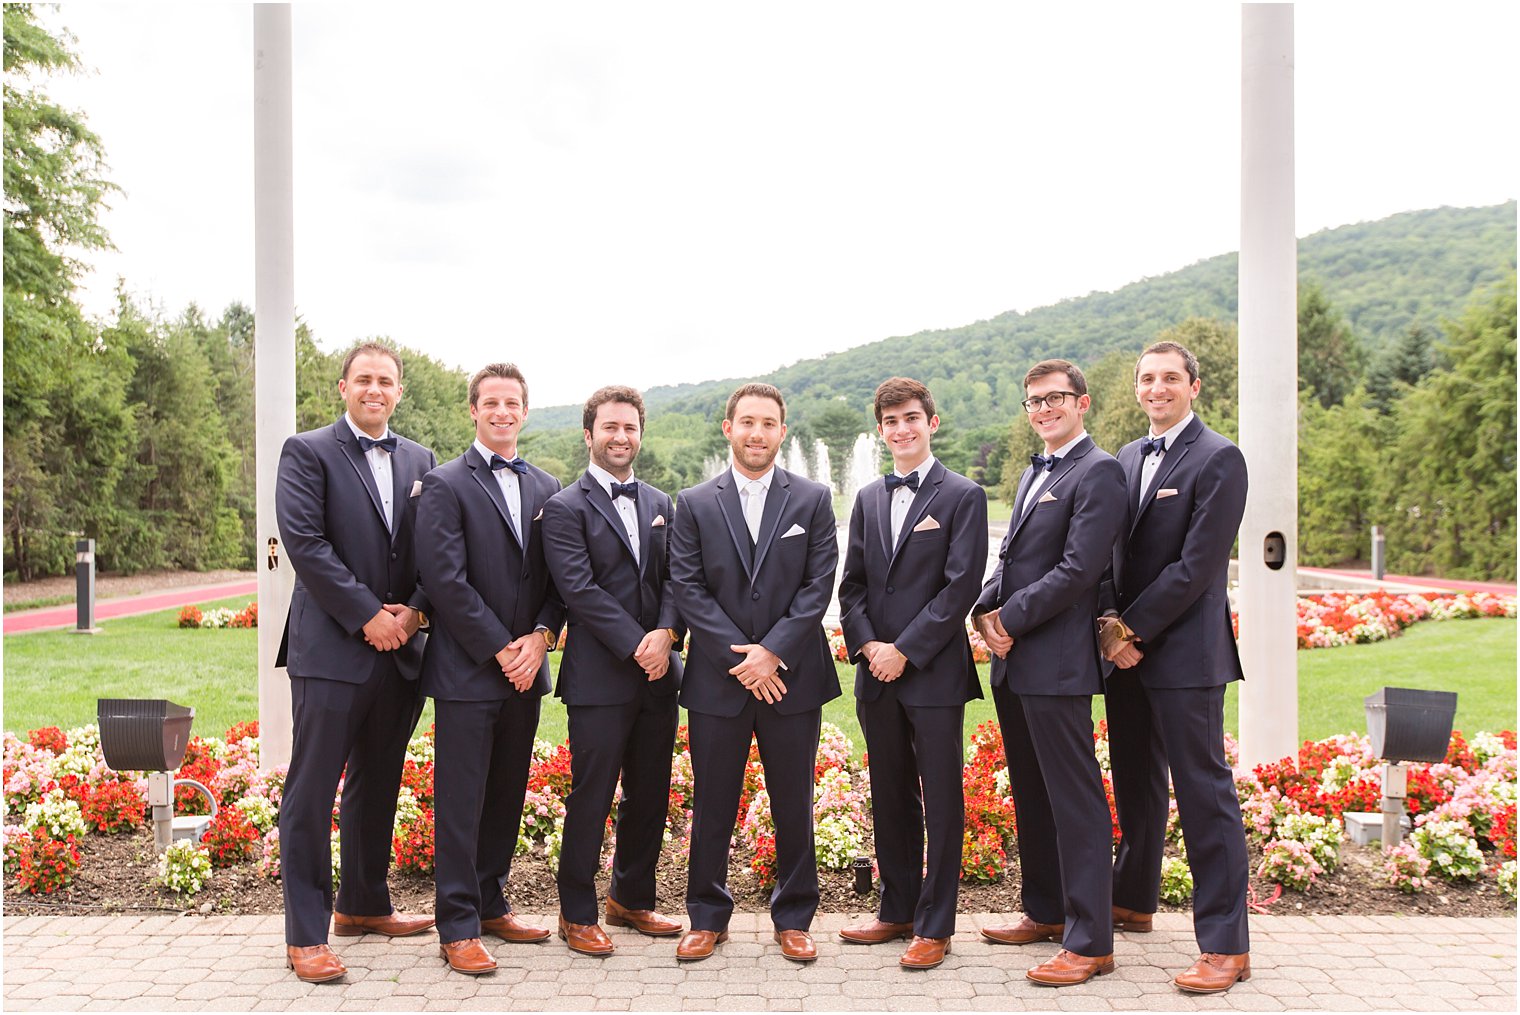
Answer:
[
  {"left": 675, "top": 929, "right": 728, "bottom": 961},
  {"left": 480, "top": 913, "right": 551, "bottom": 943},
  {"left": 439, "top": 938, "right": 497, "bottom": 975},
  {"left": 332, "top": 910, "right": 436, "bottom": 937},
  {"left": 286, "top": 944, "right": 346, "bottom": 983},
  {"left": 839, "top": 918, "right": 914, "bottom": 944},
  {"left": 980, "top": 915, "right": 1064, "bottom": 945},
  {"left": 1027, "top": 949, "right": 1116, "bottom": 986},
  {"left": 1111, "top": 904, "right": 1154, "bottom": 932},
  {"left": 558, "top": 915, "right": 616, "bottom": 956},
  {"left": 605, "top": 896, "right": 683, "bottom": 937},
  {"left": 773, "top": 929, "right": 818, "bottom": 963},
  {"left": 1174, "top": 952, "right": 1251, "bottom": 993},
  {"left": 899, "top": 936, "right": 951, "bottom": 970}
]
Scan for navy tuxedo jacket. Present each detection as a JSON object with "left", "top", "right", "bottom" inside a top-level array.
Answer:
[
  {"left": 976, "top": 436, "right": 1125, "bottom": 696},
  {"left": 541, "top": 472, "right": 684, "bottom": 706},
  {"left": 1104, "top": 416, "right": 1247, "bottom": 689},
  {"left": 670, "top": 467, "right": 841, "bottom": 718},
  {"left": 415, "top": 447, "right": 566, "bottom": 702},
  {"left": 837, "top": 460, "right": 988, "bottom": 706},
  {"left": 275, "top": 418, "right": 437, "bottom": 683}
]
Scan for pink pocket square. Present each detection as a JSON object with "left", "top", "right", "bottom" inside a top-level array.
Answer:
[
  {"left": 1155, "top": 488, "right": 1179, "bottom": 499},
  {"left": 652, "top": 514, "right": 666, "bottom": 527}
]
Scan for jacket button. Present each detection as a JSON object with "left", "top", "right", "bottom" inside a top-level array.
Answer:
[
  {"left": 886, "top": 586, "right": 895, "bottom": 594},
  {"left": 752, "top": 592, "right": 761, "bottom": 600},
  {"left": 390, "top": 552, "right": 398, "bottom": 561}
]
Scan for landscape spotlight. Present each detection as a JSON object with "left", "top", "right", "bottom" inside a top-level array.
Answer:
[
  {"left": 97, "top": 698, "right": 218, "bottom": 848},
  {"left": 1363, "top": 687, "right": 1457, "bottom": 846}
]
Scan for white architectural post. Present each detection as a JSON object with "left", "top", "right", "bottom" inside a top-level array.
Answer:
[
  {"left": 1237, "top": 3, "right": 1298, "bottom": 770},
  {"left": 255, "top": 4, "right": 296, "bottom": 770}
]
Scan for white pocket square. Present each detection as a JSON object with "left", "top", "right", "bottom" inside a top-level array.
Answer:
[
  {"left": 1037, "top": 492, "right": 1058, "bottom": 504},
  {"left": 410, "top": 480, "right": 423, "bottom": 497},
  {"left": 1155, "top": 488, "right": 1179, "bottom": 499},
  {"left": 780, "top": 523, "right": 806, "bottom": 538},
  {"left": 534, "top": 508, "right": 544, "bottom": 520},
  {"left": 912, "top": 516, "right": 941, "bottom": 532},
  {"left": 652, "top": 514, "right": 666, "bottom": 527}
]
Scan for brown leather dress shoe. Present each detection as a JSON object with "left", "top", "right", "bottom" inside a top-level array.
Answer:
[
  {"left": 1027, "top": 949, "right": 1117, "bottom": 986},
  {"left": 286, "top": 944, "right": 346, "bottom": 983},
  {"left": 1111, "top": 905, "right": 1154, "bottom": 932},
  {"left": 558, "top": 915, "right": 615, "bottom": 956},
  {"left": 605, "top": 896, "right": 683, "bottom": 937},
  {"left": 675, "top": 929, "right": 728, "bottom": 961},
  {"left": 480, "top": 913, "right": 551, "bottom": 943},
  {"left": 899, "top": 936, "right": 951, "bottom": 970},
  {"left": 439, "top": 938, "right": 497, "bottom": 975},
  {"left": 980, "top": 915, "right": 1064, "bottom": 945},
  {"left": 773, "top": 929, "right": 818, "bottom": 963},
  {"left": 839, "top": 918, "right": 914, "bottom": 944},
  {"left": 332, "top": 910, "right": 436, "bottom": 937},
  {"left": 1174, "top": 952, "right": 1251, "bottom": 993}
]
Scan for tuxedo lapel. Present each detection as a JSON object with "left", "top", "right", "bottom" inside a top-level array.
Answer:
[
  {"left": 715, "top": 473, "right": 755, "bottom": 579},
  {"left": 750, "top": 471, "right": 792, "bottom": 578},
  {"left": 468, "top": 448, "right": 522, "bottom": 547},
  {"left": 872, "top": 481, "right": 893, "bottom": 562},
  {"left": 1126, "top": 444, "right": 1144, "bottom": 525},
  {"left": 583, "top": 473, "right": 636, "bottom": 564},
  {"left": 1133, "top": 417, "right": 1201, "bottom": 532},
  {"left": 518, "top": 467, "right": 543, "bottom": 551},
  {"left": 335, "top": 420, "right": 390, "bottom": 532},
  {"left": 388, "top": 442, "right": 412, "bottom": 544},
  {"left": 889, "top": 463, "right": 942, "bottom": 566},
  {"left": 634, "top": 482, "right": 659, "bottom": 580}
]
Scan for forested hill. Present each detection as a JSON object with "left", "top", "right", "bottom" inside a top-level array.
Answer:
[{"left": 532, "top": 202, "right": 1515, "bottom": 430}]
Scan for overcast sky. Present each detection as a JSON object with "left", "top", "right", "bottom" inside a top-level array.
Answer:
[{"left": 37, "top": 2, "right": 1518, "bottom": 409}]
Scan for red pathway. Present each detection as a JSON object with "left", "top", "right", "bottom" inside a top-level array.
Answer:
[
  {"left": 1298, "top": 566, "right": 1517, "bottom": 596},
  {"left": 3, "top": 580, "right": 259, "bottom": 636}
]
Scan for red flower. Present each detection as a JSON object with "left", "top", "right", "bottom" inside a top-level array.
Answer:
[
  {"left": 202, "top": 806, "right": 260, "bottom": 866},
  {"left": 27, "top": 726, "right": 68, "bottom": 754}
]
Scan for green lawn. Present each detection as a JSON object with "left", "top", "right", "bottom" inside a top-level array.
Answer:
[{"left": 4, "top": 600, "right": 1513, "bottom": 757}]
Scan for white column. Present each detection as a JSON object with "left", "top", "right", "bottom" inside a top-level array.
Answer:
[
  {"left": 254, "top": 4, "right": 296, "bottom": 770},
  {"left": 1237, "top": 3, "right": 1298, "bottom": 770}
]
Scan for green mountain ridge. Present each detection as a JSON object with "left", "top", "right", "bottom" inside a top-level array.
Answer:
[{"left": 530, "top": 202, "right": 1516, "bottom": 431}]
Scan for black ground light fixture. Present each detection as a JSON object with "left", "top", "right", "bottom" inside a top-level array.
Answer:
[
  {"left": 97, "top": 698, "right": 218, "bottom": 848},
  {"left": 1363, "top": 687, "right": 1457, "bottom": 846}
]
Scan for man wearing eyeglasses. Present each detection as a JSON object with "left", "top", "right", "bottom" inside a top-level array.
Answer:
[
  {"left": 972, "top": 359, "right": 1126, "bottom": 986},
  {"left": 1099, "top": 341, "right": 1251, "bottom": 994}
]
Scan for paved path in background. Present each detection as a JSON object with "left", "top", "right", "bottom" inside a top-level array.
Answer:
[
  {"left": 3, "top": 912, "right": 1514, "bottom": 1011},
  {"left": 1296, "top": 567, "right": 1516, "bottom": 597},
  {"left": 3, "top": 580, "right": 259, "bottom": 636}
]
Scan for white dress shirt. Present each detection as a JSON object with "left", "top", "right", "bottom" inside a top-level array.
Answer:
[
  {"left": 588, "top": 462, "right": 640, "bottom": 565},
  {"left": 345, "top": 413, "right": 394, "bottom": 532},
  {"left": 1021, "top": 431, "right": 1088, "bottom": 516},
  {"left": 1139, "top": 411, "right": 1194, "bottom": 501},
  {"left": 730, "top": 463, "right": 775, "bottom": 543},
  {"left": 889, "top": 456, "right": 935, "bottom": 546},
  {"left": 474, "top": 439, "right": 523, "bottom": 540}
]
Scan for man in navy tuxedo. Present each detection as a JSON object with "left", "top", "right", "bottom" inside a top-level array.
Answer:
[
  {"left": 275, "top": 342, "right": 438, "bottom": 983},
  {"left": 416, "top": 363, "right": 566, "bottom": 975},
  {"left": 1101, "top": 340, "right": 1251, "bottom": 994},
  {"left": 541, "top": 385, "right": 686, "bottom": 956},
  {"left": 669, "top": 383, "right": 839, "bottom": 964},
  {"left": 972, "top": 359, "right": 1126, "bottom": 986},
  {"left": 836, "top": 377, "right": 987, "bottom": 970}
]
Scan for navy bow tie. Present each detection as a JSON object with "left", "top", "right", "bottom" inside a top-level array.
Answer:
[
  {"left": 490, "top": 455, "right": 530, "bottom": 475},
  {"left": 357, "top": 434, "right": 398, "bottom": 454},
  {"left": 610, "top": 481, "right": 639, "bottom": 500},
  {"left": 885, "top": 472, "right": 919, "bottom": 492},
  {"left": 1140, "top": 436, "right": 1167, "bottom": 457},
  {"left": 1029, "top": 453, "right": 1058, "bottom": 473}
]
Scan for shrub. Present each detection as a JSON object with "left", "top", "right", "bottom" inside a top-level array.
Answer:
[
  {"left": 22, "top": 787, "right": 88, "bottom": 840},
  {"left": 961, "top": 824, "right": 1006, "bottom": 883},
  {"left": 201, "top": 807, "right": 260, "bottom": 867},
  {"left": 1410, "top": 819, "right": 1484, "bottom": 882},
  {"left": 178, "top": 605, "right": 203, "bottom": 628},
  {"left": 27, "top": 726, "right": 68, "bottom": 754},
  {"left": 1257, "top": 838, "right": 1324, "bottom": 891},
  {"left": 1159, "top": 855, "right": 1194, "bottom": 904},
  {"left": 393, "top": 808, "right": 435, "bottom": 875},
  {"left": 1277, "top": 812, "right": 1344, "bottom": 873},
  {"left": 11, "top": 828, "right": 80, "bottom": 895},
  {"left": 1497, "top": 861, "right": 1517, "bottom": 901},
  {"left": 158, "top": 839, "right": 212, "bottom": 897},
  {"left": 1382, "top": 844, "right": 1432, "bottom": 894},
  {"left": 77, "top": 780, "right": 147, "bottom": 833}
]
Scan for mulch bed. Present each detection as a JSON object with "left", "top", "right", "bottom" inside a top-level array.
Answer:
[{"left": 6, "top": 825, "right": 1512, "bottom": 920}]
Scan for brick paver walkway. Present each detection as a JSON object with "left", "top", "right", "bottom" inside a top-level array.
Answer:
[{"left": 3, "top": 912, "right": 1514, "bottom": 1011}]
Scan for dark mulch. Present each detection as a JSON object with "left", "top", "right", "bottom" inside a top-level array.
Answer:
[{"left": 6, "top": 826, "right": 1513, "bottom": 920}]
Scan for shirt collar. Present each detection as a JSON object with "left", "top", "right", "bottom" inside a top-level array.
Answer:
[
  {"left": 893, "top": 455, "right": 936, "bottom": 481},
  {"left": 730, "top": 463, "right": 775, "bottom": 491},
  {"left": 587, "top": 461, "right": 634, "bottom": 495},
  {"left": 1148, "top": 412, "right": 1194, "bottom": 448},
  {"left": 473, "top": 439, "right": 518, "bottom": 470},
  {"left": 345, "top": 413, "right": 391, "bottom": 445},
  {"left": 1046, "top": 432, "right": 1088, "bottom": 460}
]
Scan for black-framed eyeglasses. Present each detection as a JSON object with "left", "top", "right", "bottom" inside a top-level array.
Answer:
[{"left": 1021, "top": 391, "right": 1078, "bottom": 412}]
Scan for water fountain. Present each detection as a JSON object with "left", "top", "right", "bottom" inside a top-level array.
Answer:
[
  {"left": 841, "top": 432, "right": 882, "bottom": 504},
  {"left": 785, "top": 437, "right": 809, "bottom": 478},
  {"left": 701, "top": 452, "right": 728, "bottom": 482},
  {"left": 812, "top": 439, "right": 834, "bottom": 493}
]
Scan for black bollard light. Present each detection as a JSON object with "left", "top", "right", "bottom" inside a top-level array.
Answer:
[{"left": 852, "top": 856, "right": 873, "bottom": 894}]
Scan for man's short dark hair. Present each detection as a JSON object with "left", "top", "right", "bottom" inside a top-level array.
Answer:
[
  {"left": 872, "top": 377, "right": 936, "bottom": 423},
  {"left": 1024, "top": 359, "right": 1087, "bottom": 396},
  {"left": 340, "top": 341, "right": 403, "bottom": 382},
  {"left": 725, "top": 382, "right": 786, "bottom": 423},
  {"left": 469, "top": 363, "right": 530, "bottom": 408},
  {"left": 583, "top": 385, "right": 646, "bottom": 432},
  {"left": 1136, "top": 341, "right": 1199, "bottom": 384}
]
